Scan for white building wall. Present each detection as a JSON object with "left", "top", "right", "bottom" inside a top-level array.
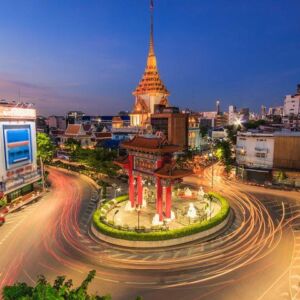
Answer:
[
  {"left": 284, "top": 94, "right": 300, "bottom": 116},
  {"left": 236, "top": 133, "right": 274, "bottom": 169}
]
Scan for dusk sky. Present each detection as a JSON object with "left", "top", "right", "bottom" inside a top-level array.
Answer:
[{"left": 0, "top": 0, "right": 300, "bottom": 116}]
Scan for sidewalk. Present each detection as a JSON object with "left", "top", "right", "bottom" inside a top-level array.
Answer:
[{"left": 0, "top": 189, "right": 47, "bottom": 216}]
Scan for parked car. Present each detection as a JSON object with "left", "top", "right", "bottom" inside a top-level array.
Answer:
[{"left": 0, "top": 214, "right": 5, "bottom": 225}]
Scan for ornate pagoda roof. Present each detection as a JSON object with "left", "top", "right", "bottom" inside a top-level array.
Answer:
[
  {"left": 121, "top": 135, "right": 181, "bottom": 153},
  {"left": 133, "top": 1, "right": 169, "bottom": 97},
  {"left": 154, "top": 162, "right": 192, "bottom": 179}
]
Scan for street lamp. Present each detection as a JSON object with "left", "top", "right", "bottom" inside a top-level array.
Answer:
[
  {"left": 209, "top": 195, "right": 212, "bottom": 220},
  {"left": 209, "top": 152, "right": 214, "bottom": 190},
  {"left": 114, "top": 187, "right": 121, "bottom": 198},
  {"left": 113, "top": 209, "right": 119, "bottom": 224}
]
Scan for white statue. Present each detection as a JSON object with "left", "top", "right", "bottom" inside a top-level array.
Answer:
[
  {"left": 124, "top": 200, "right": 135, "bottom": 212},
  {"left": 165, "top": 211, "right": 176, "bottom": 222},
  {"left": 142, "top": 198, "right": 147, "bottom": 208},
  {"left": 184, "top": 187, "right": 192, "bottom": 197},
  {"left": 187, "top": 203, "right": 197, "bottom": 219},
  {"left": 152, "top": 213, "right": 163, "bottom": 226},
  {"left": 198, "top": 186, "right": 205, "bottom": 200}
]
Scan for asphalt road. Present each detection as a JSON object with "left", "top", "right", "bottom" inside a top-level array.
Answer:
[{"left": 0, "top": 167, "right": 299, "bottom": 300}]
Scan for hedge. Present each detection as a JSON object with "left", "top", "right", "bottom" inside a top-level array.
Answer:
[{"left": 93, "top": 192, "right": 230, "bottom": 241}]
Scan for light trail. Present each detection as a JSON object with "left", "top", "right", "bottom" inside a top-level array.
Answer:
[
  {"left": 0, "top": 165, "right": 295, "bottom": 300},
  {"left": 39, "top": 167, "right": 287, "bottom": 289}
]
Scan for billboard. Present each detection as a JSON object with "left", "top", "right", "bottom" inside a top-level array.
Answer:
[{"left": 3, "top": 125, "right": 32, "bottom": 170}]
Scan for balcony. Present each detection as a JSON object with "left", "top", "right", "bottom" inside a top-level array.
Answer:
[{"left": 254, "top": 147, "right": 269, "bottom": 153}]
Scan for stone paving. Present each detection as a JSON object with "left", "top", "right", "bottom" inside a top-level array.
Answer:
[{"left": 106, "top": 195, "right": 221, "bottom": 230}]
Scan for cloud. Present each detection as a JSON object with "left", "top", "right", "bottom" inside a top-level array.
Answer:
[{"left": 0, "top": 76, "right": 84, "bottom": 114}]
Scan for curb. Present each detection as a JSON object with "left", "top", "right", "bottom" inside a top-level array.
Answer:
[{"left": 90, "top": 209, "right": 234, "bottom": 248}]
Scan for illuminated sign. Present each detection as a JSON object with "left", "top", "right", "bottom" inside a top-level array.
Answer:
[
  {"left": 0, "top": 107, "right": 36, "bottom": 119},
  {"left": 3, "top": 125, "right": 33, "bottom": 170}
]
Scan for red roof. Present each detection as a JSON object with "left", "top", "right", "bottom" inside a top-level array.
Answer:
[
  {"left": 94, "top": 132, "right": 112, "bottom": 139},
  {"left": 64, "top": 124, "right": 87, "bottom": 137},
  {"left": 154, "top": 163, "right": 192, "bottom": 179}
]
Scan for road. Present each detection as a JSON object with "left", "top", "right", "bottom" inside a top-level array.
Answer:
[{"left": 0, "top": 167, "right": 299, "bottom": 300}]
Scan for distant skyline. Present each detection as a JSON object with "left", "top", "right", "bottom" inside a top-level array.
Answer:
[{"left": 0, "top": 0, "right": 300, "bottom": 116}]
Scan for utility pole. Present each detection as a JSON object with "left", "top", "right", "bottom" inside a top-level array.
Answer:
[{"left": 40, "top": 157, "right": 45, "bottom": 192}]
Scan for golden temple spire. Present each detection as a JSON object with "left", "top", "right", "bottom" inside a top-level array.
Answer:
[
  {"left": 133, "top": 0, "right": 169, "bottom": 96},
  {"left": 149, "top": 0, "right": 155, "bottom": 57}
]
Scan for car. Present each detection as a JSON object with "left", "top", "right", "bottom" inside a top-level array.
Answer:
[{"left": 0, "top": 214, "right": 5, "bottom": 225}]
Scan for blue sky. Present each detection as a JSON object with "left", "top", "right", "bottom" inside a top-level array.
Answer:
[{"left": 0, "top": 0, "right": 300, "bottom": 116}]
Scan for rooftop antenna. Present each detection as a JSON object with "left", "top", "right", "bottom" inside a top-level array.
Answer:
[{"left": 149, "top": 0, "right": 154, "bottom": 56}]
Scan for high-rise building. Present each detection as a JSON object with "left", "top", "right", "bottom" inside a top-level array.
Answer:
[
  {"left": 228, "top": 105, "right": 249, "bottom": 125},
  {"left": 283, "top": 84, "right": 300, "bottom": 116},
  {"left": 151, "top": 106, "right": 188, "bottom": 150},
  {"left": 48, "top": 115, "right": 66, "bottom": 130},
  {"left": 66, "top": 111, "right": 85, "bottom": 125},
  {"left": 130, "top": 1, "right": 169, "bottom": 127}
]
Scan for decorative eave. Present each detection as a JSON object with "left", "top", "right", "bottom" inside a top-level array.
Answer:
[
  {"left": 114, "top": 156, "right": 129, "bottom": 169},
  {"left": 121, "top": 135, "right": 181, "bottom": 154},
  {"left": 154, "top": 163, "right": 192, "bottom": 179}
]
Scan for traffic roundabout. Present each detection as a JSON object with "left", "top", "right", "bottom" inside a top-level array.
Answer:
[{"left": 91, "top": 191, "right": 232, "bottom": 247}]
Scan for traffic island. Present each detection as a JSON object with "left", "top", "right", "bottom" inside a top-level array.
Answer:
[{"left": 91, "top": 192, "right": 232, "bottom": 248}]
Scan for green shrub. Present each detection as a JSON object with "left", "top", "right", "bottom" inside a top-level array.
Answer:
[{"left": 93, "top": 193, "right": 230, "bottom": 241}]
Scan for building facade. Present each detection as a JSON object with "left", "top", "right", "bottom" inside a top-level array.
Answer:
[
  {"left": 150, "top": 107, "right": 188, "bottom": 151},
  {"left": 188, "top": 115, "right": 201, "bottom": 150},
  {"left": 236, "top": 131, "right": 300, "bottom": 182},
  {"left": 0, "top": 103, "right": 41, "bottom": 202},
  {"left": 283, "top": 84, "right": 300, "bottom": 116},
  {"left": 236, "top": 132, "right": 274, "bottom": 169}
]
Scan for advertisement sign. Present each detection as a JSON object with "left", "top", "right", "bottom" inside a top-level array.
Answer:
[{"left": 3, "top": 125, "right": 32, "bottom": 170}]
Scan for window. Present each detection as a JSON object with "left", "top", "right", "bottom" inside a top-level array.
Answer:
[{"left": 255, "top": 153, "right": 266, "bottom": 158}]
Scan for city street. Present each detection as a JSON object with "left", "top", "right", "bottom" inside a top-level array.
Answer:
[{"left": 0, "top": 167, "right": 299, "bottom": 300}]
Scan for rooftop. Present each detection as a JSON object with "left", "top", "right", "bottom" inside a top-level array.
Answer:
[{"left": 121, "top": 135, "right": 181, "bottom": 153}]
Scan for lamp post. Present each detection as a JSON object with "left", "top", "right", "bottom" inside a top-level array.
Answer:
[
  {"left": 40, "top": 157, "right": 45, "bottom": 192},
  {"left": 115, "top": 187, "right": 121, "bottom": 198},
  {"left": 209, "top": 195, "right": 212, "bottom": 220},
  {"left": 209, "top": 152, "right": 214, "bottom": 190},
  {"left": 113, "top": 209, "right": 119, "bottom": 224}
]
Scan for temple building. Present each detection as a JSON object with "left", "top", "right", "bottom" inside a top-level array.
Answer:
[{"left": 130, "top": 0, "right": 170, "bottom": 127}]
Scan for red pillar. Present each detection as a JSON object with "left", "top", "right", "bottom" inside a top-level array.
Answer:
[
  {"left": 137, "top": 175, "right": 143, "bottom": 206},
  {"left": 156, "top": 158, "right": 163, "bottom": 221},
  {"left": 165, "top": 184, "right": 172, "bottom": 219},
  {"left": 128, "top": 155, "right": 135, "bottom": 208},
  {"left": 156, "top": 177, "right": 163, "bottom": 221}
]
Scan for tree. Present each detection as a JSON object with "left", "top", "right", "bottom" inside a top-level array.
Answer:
[
  {"left": 215, "top": 140, "right": 234, "bottom": 174},
  {"left": 72, "top": 148, "right": 118, "bottom": 177},
  {"left": 225, "top": 125, "right": 240, "bottom": 145},
  {"left": 3, "top": 270, "right": 111, "bottom": 300},
  {"left": 276, "top": 170, "right": 287, "bottom": 182},
  {"left": 36, "top": 132, "right": 55, "bottom": 163},
  {"left": 244, "top": 119, "right": 267, "bottom": 130},
  {"left": 65, "top": 138, "right": 81, "bottom": 153}
]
